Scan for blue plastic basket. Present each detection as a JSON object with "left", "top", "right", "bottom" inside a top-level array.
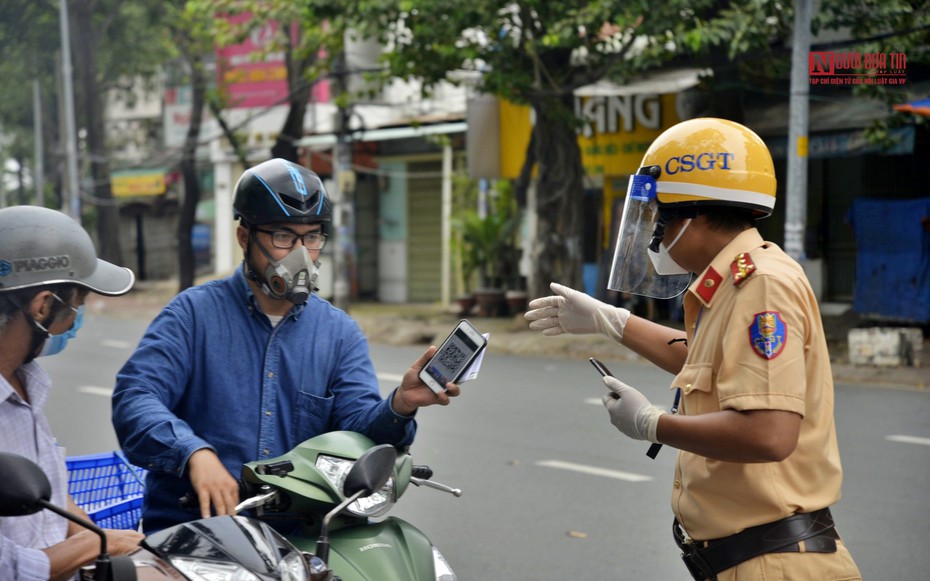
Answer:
[{"left": 65, "top": 451, "right": 147, "bottom": 531}]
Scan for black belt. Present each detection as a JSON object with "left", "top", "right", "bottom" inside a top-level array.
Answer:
[{"left": 673, "top": 508, "right": 840, "bottom": 581}]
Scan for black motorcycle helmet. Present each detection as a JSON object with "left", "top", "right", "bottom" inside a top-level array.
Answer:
[{"left": 233, "top": 158, "right": 332, "bottom": 226}]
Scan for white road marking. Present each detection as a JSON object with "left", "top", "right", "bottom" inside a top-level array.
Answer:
[
  {"left": 886, "top": 435, "right": 930, "bottom": 447},
  {"left": 377, "top": 373, "right": 405, "bottom": 383},
  {"left": 535, "top": 460, "right": 653, "bottom": 482},
  {"left": 101, "top": 340, "right": 132, "bottom": 349},
  {"left": 78, "top": 386, "right": 113, "bottom": 397}
]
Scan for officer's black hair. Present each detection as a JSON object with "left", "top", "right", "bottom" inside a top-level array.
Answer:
[{"left": 701, "top": 206, "right": 757, "bottom": 232}]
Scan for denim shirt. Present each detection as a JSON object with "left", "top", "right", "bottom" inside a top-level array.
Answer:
[{"left": 112, "top": 267, "right": 416, "bottom": 531}]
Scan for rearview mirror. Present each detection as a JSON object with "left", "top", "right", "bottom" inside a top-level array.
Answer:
[
  {"left": 0, "top": 452, "right": 52, "bottom": 516},
  {"left": 343, "top": 444, "right": 396, "bottom": 498}
]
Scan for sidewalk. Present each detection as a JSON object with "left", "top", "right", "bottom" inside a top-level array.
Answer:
[{"left": 90, "top": 278, "right": 928, "bottom": 391}]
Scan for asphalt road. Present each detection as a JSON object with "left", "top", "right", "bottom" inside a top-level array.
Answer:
[{"left": 40, "top": 313, "right": 930, "bottom": 580}]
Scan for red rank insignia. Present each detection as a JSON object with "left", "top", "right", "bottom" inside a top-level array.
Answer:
[
  {"left": 731, "top": 252, "right": 756, "bottom": 286},
  {"left": 696, "top": 267, "right": 723, "bottom": 302}
]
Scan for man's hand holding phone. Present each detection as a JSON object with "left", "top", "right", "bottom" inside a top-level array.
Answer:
[{"left": 392, "top": 346, "right": 462, "bottom": 416}]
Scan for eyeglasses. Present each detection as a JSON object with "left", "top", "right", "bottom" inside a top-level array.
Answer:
[
  {"left": 51, "top": 292, "right": 79, "bottom": 315},
  {"left": 255, "top": 228, "right": 327, "bottom": 250}
]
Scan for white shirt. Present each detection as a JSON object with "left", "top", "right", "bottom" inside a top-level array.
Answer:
[{"left": 0, "top": 362, "right": 69, "bottom": 578}]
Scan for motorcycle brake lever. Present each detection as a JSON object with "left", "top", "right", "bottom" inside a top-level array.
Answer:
[
  {"left": 410, "top": 476, "right": 463, "bottom": 497},
  {"left": 235, "top": 489, "right": 279, "bottom": 513}
]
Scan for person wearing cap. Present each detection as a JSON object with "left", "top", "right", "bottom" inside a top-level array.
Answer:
[
  {"left": 112, "top": 159, "right": 460, "bottom": 533},
  {"left": 0, "top": 206, "right": 143, "bottom": 580},
  {"left": 525, "top": 119, "right": 861, "bottom": 580}
]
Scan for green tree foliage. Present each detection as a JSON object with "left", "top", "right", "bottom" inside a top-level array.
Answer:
[
  {"left": 345, "top": 2, "right": 754, "bottom": 294},
  {"left": 0, "top": 0, "right": 169, "bottom": 263}
]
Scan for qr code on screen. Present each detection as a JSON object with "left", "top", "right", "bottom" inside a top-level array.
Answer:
[{"left": 438, "top": 343, "right": 467, "bottom": 370}]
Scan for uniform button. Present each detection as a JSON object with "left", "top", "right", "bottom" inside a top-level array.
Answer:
[
  {"left": 704, "top": 279, "right": 715, "bottom": 288},
  {"left": 674, "top": 480, "right": 681, "bottom": 489},
  {"left": 689, "top": 323, "right": 696, "bottom": 329}
]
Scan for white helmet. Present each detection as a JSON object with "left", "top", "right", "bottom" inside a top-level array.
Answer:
[{"left": 0, "top": 206, "right": 134, "bottom": 296}]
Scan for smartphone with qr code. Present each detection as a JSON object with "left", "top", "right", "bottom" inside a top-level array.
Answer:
[{"left": 419, "top": 319, "right": 488, "bottom": 393}]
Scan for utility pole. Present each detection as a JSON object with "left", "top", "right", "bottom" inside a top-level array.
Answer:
[
  {"left": 33, "top": 79, "right": 45, "bottom": 206},
  {"left": 59, "top": 0, "right": 81, "bottom": 222},
  {"left": 785, "top": 0, "right": 812, "bottom": 265},
  {"left": 332, "top": 48, "right": 356, "bottom": 312}
]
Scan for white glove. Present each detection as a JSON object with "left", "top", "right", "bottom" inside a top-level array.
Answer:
[
  {"left": 524, "top": 282, "right": 630, "bottom": 342},
  {"left": 602, "top": 376, "right": 666, "bottom": 443}
]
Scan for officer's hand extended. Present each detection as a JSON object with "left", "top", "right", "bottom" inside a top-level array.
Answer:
[
  {"left": 188, "top": 449, "right": 239, "bottom": 519},
  {"left": 602, "top": 376, "right": 666, "bottom": 443},
  {"left": 525, "top": 282, "right": 630, "bottom": 342}
]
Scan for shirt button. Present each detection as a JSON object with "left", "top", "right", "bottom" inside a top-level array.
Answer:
[
  {"left": 267, "top": 372, "right": 274, "bottom": 378},
  {"left": 265, "top": 411, "right": 272, "bottom": 416},
  {"left": 674, "top": 480, "right": 681, "bottom": 489},
  {"left": 263, "top": 449, "right": 270, "bottom": 455}
]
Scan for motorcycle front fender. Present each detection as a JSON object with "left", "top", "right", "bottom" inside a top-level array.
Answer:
[{"left": 289, "top": 517, "right": 438, "bottom": 581}]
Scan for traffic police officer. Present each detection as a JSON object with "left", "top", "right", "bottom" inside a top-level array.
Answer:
[{"left": 525, "top": 118, "right": 862, "bottom": 580}]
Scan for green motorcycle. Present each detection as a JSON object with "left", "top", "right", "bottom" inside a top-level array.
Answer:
[{"left": 237, "top": 430, "right": 460, "bottom": 581}]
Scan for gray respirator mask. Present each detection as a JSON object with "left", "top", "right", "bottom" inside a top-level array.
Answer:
[{"left": 250, "top": 239, "right": 320, "bottom": 304}]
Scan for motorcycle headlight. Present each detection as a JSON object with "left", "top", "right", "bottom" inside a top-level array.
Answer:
[
  {"left": 169, "top": 552, "right": 309, "bottom": 581},
  {"left": 168, "top": 558, "right": 261, "bottom": 581},
  {"left": 316, "top": 454, "right": 395, "bottom": 517},
  {"left": 432, "top": 545, "right": 457, "bottom": 581}
]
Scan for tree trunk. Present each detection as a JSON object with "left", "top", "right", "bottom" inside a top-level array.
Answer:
[
  {"left": 73, "top": 0, "right": 122, "bottom": 265},
  {"left": 270, "top": 94, "right": 309, "bottom": 162},
  {"left": 529, "top": 93, "right": 585, "bottom": 298},
  {"left": 271, "top": 35, "right": 313, "bottom": 163},
  {"left": 177, "top": 55, "right": 207, "bottom": 293}
]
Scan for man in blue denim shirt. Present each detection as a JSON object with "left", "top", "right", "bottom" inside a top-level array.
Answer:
[{"left": 112, "top": 159, "right": 459, "bottom": 532}]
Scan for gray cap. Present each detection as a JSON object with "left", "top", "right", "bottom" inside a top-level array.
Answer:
[{"left": 0, "top": 206, "right": 135, "bottom": 296}]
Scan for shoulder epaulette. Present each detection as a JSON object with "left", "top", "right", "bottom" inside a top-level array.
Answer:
[{"left": 731, "top": 252, "right": 756, "bottom": 287}]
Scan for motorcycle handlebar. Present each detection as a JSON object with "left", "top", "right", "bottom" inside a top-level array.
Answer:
[
  {"left": 411, "top": 465, "right": 433, "bottom": 479},
  {"left": 179, "top": 480, "right": 260, "bottom": 509},
  {"left": 179, "top": 467, "right": 437, "bottom": 508}
]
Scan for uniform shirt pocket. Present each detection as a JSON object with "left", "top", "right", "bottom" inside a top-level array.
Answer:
[{"left": 674, "top": 363, "right": 717, "bottom": 416}]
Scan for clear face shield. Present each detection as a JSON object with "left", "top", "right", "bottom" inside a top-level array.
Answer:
[{"left": 607, "top": 167, "right": 693, "bottom": 299}]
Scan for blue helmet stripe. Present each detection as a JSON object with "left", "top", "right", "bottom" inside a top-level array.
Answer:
[
  {"left": 279, "top": 159, "right": 308, "bottom": 198},
  {"left": 249, "top": 171, "right": 291, "bottom": 216},
  {"left": 316, "top": 183, "right": 327, "bottom": 216}
]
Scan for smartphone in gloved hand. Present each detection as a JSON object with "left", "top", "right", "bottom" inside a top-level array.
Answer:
[{"left": 589, "top": 357, "right": 620, "bottom": 399}]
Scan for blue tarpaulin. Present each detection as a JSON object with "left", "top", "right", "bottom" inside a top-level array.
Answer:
[{"left": 851, "top": 197, "right": 930, "bottom": 322}]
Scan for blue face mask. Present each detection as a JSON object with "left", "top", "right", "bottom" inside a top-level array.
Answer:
[{"left": 39, "top": 305, "right": 84, "bottom": 357}]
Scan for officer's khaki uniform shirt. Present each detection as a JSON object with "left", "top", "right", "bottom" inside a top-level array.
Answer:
[{"left": 671, "top": 229, "right": 843, "bottom": 541}]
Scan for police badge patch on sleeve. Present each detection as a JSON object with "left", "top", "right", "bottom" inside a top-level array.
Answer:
[{"left": 749, "top": 311, "right": 787, "bottom": 359}]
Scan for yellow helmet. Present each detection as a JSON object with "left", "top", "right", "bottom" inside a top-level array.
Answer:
[
  {"left": 607, "top": 118, "right": 775, "bottom": 299},
  {"left": 643, "top": 117, "right": 776, "bottom": 216}
]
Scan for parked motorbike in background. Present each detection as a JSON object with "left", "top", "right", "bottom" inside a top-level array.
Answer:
[{"left": 1, "top": 430, "right": 460, "bottom": 580}]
